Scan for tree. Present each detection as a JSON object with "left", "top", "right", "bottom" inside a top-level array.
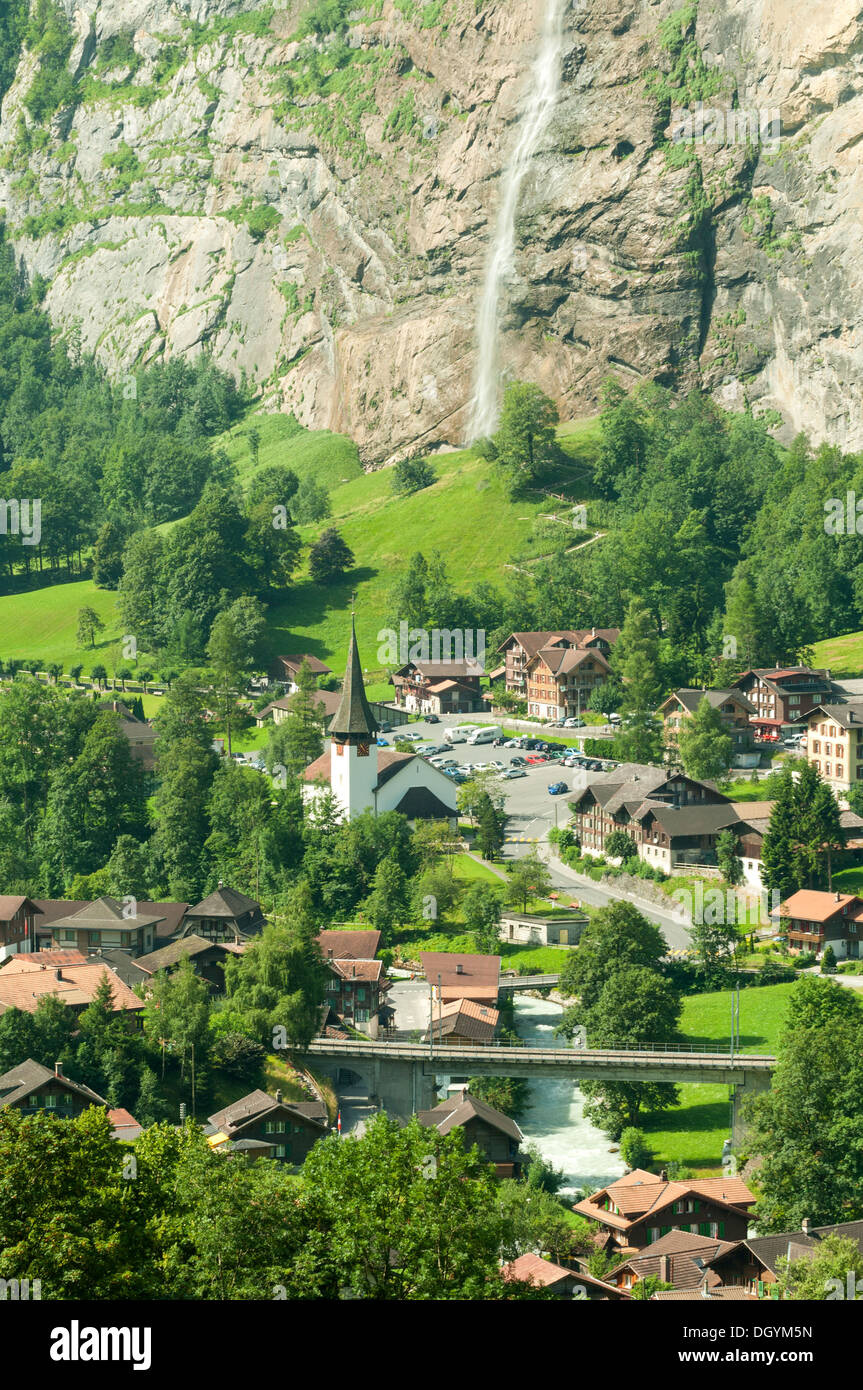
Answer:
[
  {"left": 475, "top": 791, "right": 505, "bottom": 860},
  {"left": 308, "top": 527, "right": 354, "bottom": 584},
  {"left": 496, "top": 1179, "right": 585, "bottom": 1266},
  {"left": 300, "top": 1113, "right": 530, "bottom": 1300},
  {"left": 761, "top": 769, "right": 799, "bottom": 900},
  {"left": 821, "top": 944, "right": 837, "bottom": 975},
  {"left": 76, "top": 605, "right": 104, "bottom": 649},
  {"left": 505, "top": 852, "right": 552, "bottom": 913},
  {"left": 462, "top": 881, "right": 503, "bottom": 954},
  {"left": 363, "top": 851, "right": 411, "bottom": 945},
  {"left": 267, "top": 658, "right": 327, "bottom": 777},
  {"left": 612, "top": 598, "right": 663, "bottom": 765},
  {"left": 716, "top": 828, "right": 744, "bottom": 886},
  {"left": 220, "top": 918, "right": 328, "bottom": 1052},
  {"left": 492, "top": 381, "right": 559, "bottom": 493},
  {"left": 688, "top": 918, "right": 738, "bottom": 986},
  {"left": 676, "top": 696, "right": 732, "bottom": 780},
  {"left": 292, "top": 475, "right": 330, "bottom": 524},
  {"left": 745, "top": 981, "right": 863, "bottom": 1230},
  {"left": 619, "top": 1127, "right": 652, "bottom": 1171},
  {"left": 605, "top": 829, "right": 637, "bottom": 861},
  {"left": 206, "top": 608, "right": 249, "bottom": 756},
  {"left": 558, "top": 901, "right": 667, "bottom": 1012},
  {"left": 92, "top": 519, "right": 128, "bottom": 589},
  {"left": 143, "top": 959, "right": 211, "bottom": 1097},
  {"left": 579, "top": 966, "right": 682, "bottom": 1136},
  {"left": 778, "top": 1232, "right": 863, "bottom": 1301},
  {"left": 392, "top": 454, "right": 436, "bottom": 495}
]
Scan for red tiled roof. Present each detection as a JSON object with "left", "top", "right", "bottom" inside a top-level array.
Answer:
[
  {"left": 0, "top": 959, "right": 144, "bottom": 1014},
  {"left": 772, "top": 890, "right": 862, "bottom": 923}
]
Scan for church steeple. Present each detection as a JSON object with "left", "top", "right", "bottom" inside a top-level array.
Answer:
[{"left": 329, "top": 617, "right": 379, "bottom": 742}]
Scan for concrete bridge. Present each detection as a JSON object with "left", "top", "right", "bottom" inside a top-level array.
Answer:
[
  {"left": 498, "top": 974, "right": 560, "bottom": 991},
  {"left": 302, "top": 1039, "right": 775, "bottom": 1143}
]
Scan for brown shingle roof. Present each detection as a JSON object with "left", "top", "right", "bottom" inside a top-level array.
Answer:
[
  {"left": 0, "top": 959, "right": 144, "bottom": 1015},
  {"left": 419, "top": 951, "right": 500, "bottom": 1003},
  {"left": 0, "top": 1058, "right": 106, "bottom": 1108},
  {"left": 417, "top": 1090, "right": 522, "bottom": 1143},
  {"left": 422, "top": 997, "right": 499, "bottom": 1042},
  {"left": 318, "top": 929, "right": 381, "bottom": 961},
  {"left": 207, "top": 1089, "right": 327, "bottom": 1134}
]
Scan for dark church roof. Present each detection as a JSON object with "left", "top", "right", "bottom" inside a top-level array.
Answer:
[{"left": 329, "top": 619, "right": 379, "bottom": 739}]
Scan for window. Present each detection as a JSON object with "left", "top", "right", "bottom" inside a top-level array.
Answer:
[
  {"left": 44, "top": 1094, "right": 57, "bottom": 1109},
  {"left": 647, "top": 1227, "right": 660, "bottom": 1244},
  {"left": 274, "top": 1145, "right": 287, "bottom": 1159}
]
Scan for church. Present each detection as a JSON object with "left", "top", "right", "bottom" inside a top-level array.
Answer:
[{"left": 301, "top": 621, "right": 459, "bottom": 824}]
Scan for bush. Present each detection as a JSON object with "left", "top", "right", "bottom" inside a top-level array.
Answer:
[
  {"left": 620, "top": 1127, "right": 652, "bottom": 1171},
  {"left": 210, "top": 1031, "right": 266, "bottom": 1083},
  {"left": 757, "top": 957, "right": 795, "bottom": 985},
  {"left": 821, "top": 945, "right": 837, "bottom": 975}
]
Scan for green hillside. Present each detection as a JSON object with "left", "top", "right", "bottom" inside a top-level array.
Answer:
[
  {"left": 0, "top": 415, "right": 602, "bottom": 678},
  {"left": 812, "top": 629, "right": 863, "bottom": 678}
]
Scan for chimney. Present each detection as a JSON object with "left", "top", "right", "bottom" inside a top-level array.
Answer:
[
  {"left": 276, "top": 1089, "right": 282, "bottom": 1104},
  {"left": 456, "top": 962, "right": 464, "bottom": 974},
  {"left": 55, "top": 1062, "right": 63, "bottom": 1078},
  {"left": 802, "top": 1217, "right": 812, "bottom": 1236},
  {"left": 54, "top": 967, "right": 62, "bottom": 981},
  {"left": 327, "top": 948, "right": 333, "bottom": 958},
  {"left": 659, "top": 1255, "right": 670, "bottom": 1283},
  {"left": 659, "top": 1168, "right": 668, "bottom": 1183},
  {"left": 836, "top": 892, "right": 841, "bottom": 901}
]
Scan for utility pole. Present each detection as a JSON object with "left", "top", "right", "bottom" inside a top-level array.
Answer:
[
  {"left": 428, "top": 979, "right": 434, "bottom": 1061},
  {"left": 438, "top": 972, "right": 443, "bottom": 1045}
]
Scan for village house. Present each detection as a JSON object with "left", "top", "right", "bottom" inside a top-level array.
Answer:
[
  {"left": 569, "top": 765, "right": 729, "bottom": 859},
  {"left": 0, "top": 1058, "right": 107, "bottom": 1117},
  {"left": 498, "top": 629, "right": 620, "bottom": 708},
  {"left": 658, "top": 688, "right": 756, "bottom": 753},
  {"left": 46, "top": 896, "right": 166, "bottom": 958},
  {"left": 422, "top": 997, "right": 499, "bottom": 1045},
  {"left": 729, "top": 666, "right": 835, "bottom": 742},
  {"left": 256, "top": 688, "right": 341, "bottom": 728},
  {"left": 136, "top": 934, "right": 244, "bottom": 993},
  {"left": 707, "top": 1219, "right": 863, "bottom": 1298},
  {"left": 178, "top": 885, "right": 266, "bottom": 944},
  {"left": 417, "top": 1089, "right": 525, "bottom": 1177},
  {"left": 799, "top": 700, "right": 863, "bottom": 794},
  {"left": 523, "top": 641, "right": 611, "bottom": 721},
  {"left": 0, "top": 954, "right": 145, "bottom": 1025},
  {"left": 303, "top": 622, "right": 458, "bottom": 824},
  {"left": 420, "top": 951, "right": 501, "bottom": 1006},
  {"left": 33, "top": 900, "right": 187, "bottom": 952},
  {"left": 770, "top": 888, "right": 863, "bottom": 959},
  {"left": 317, "top": 929, "right": 387, "bottom": 1038},
  {"left": 0, "top": 896, "right": 42, "bottom": 963},
  {"left": 390, "top": 658, "right": 486, "bottom": 714},
  {"left": 268, "top": 654, "right": 333, "bottom": 689},
  {"left": 205, "top": 1088, "right": 329, "bottom": 1166},
  {"left": 502, "top": 1253, "right": 629, "bottom": 1300},
  {"left": 572, "top": 1168, "right": 756, "bottom": 1256},
  {"left": 606, "top": 1228, "right": 738, "bottom": 1295}
]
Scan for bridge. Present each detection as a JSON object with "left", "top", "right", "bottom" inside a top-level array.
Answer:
[
  {"left": 497, "top": 973, "right": 560, "bottom": 991},
  {"left": 302, "top": 1039, "right": 775, "bottom": 1143}
]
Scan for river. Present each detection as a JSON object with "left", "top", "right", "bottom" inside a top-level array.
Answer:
[{"left": 513, "top": 995, "right": 626, "bottom": 1194}]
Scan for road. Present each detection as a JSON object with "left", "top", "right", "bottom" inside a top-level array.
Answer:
[{"left": 385, "top": 713, "right": 692, "bottom": 951}]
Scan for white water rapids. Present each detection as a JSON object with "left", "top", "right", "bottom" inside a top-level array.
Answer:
[{"left": 466, "top": 0, "right": 567, "bottom": 441}]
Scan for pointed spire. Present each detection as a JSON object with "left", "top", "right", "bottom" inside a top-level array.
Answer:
[{"left": 329, "top": 617, "right": 379, "bottom": 739}]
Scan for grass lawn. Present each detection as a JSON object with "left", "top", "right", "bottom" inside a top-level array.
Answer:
[
  {"left": 642, "top": 1084, "right": 733, "bottom": 1174},
  {"left": 452, "top": 854, "right": 501, "bottom": 884},
  {"left": 812, "top": 628, "right": 863, "bottom": 678},
  {"left": 719, "top": 777, "right": 772, "bottom": 801},
  {"left": 0, "top": 579, "right": 122, "bottom": 668},
  {"left": 678, "top": 982, "right": 795, "bottom": 1053},
  {"left": 832, "top": 865, "right": 863, "bottom": 894}
]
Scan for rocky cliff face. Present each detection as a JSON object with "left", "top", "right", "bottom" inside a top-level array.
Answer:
[{"left": 2, "top": 0, "right": 862, "bottom": 462}]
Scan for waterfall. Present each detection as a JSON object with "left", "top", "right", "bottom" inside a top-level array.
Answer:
[{"left": 466, "top": 0, "right": 567, "bottom": 443}]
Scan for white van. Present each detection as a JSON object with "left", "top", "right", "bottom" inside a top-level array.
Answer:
[{"left": 467, "top": 725, "right": 501, "bottom": 745}]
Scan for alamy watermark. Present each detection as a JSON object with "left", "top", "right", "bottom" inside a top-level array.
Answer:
[
  {"left": 824, "top": 492, "right": 863, "bottom": 535},
  {"left": 671, "top": 884, "right": 780, "bottom": 927},
  {"left": 0, "top": 498, "right": 41, "bottom": 546},
  {"left": 377, "top": 623, "right": 486, "bottom": 670},
  {"left": 670, "top": 103, "right": 781, "bottom": 149}
]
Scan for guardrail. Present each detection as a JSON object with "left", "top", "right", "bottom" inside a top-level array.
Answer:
[{"left": 305, "top": 1037, "right": 775, "bottom": 1066}]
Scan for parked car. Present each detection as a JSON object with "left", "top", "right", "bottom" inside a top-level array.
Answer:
[
  {"left": 525, "top": 754, "right": 547, "bottom": 765},
  {"left": 608, "top": 713, "right": 621, "bottom": 725},
  {"left": 376, "top": 737, "right": 389, "bottom": 747},
  {"left": 399, "top": 731, "right": 423, "bottom": 741},
  {"left": 503, "top": 738, "right": 522, "bottom": 748},
  {"left": 547, "top": 781, "right": 569, "bottom": 795},
  {"left": 378, "top": 722, "right": 392, "bottom": 733},
  {"left": 444, "top": 769, "right": 466, "bottom": 782},
  {"left": 510, "top": 756, "right": 527, "bottom": 767},
  {"left": 588, "top": 759, "right": 604, "bottom": 770},
  {"left": 487, "top": 760, "right": 506, "bottom": 771},
  {"left": 426, "top": 714, "right": 440, "bottom": 724},
  {"left": 501, "top": 768, "right": 527, "bottom": 779},
  {"left": 448, "top": 731, "right": 466, "bottom": 744},
  {"left": 563, "top": 717, "right": 584, "bottom": 728}
]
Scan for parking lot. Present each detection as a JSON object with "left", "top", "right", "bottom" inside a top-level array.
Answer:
[{"left": 375, "top": 712, "right": 613, "bottom": 841}]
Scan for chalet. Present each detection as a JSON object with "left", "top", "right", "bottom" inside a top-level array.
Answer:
[
  {"left": 707, "top": 1219, "right": 863, "bottom": 1298},
  {"left": 179, "top": 885, "right": 266, "bottom": 944},
  {"left": 417, "top": 1089, "right": 525, "bottom": 1177},
  {"left": 0, "top": 954, "right": 145, "bottom": 1024},
  {"left": 729, "top": 666, "right": 835, "bottom": 741},
  {"left": 572, "top": 1168, "right": 756, "bottom": 1255},
  {"left": 256, "top": 688, "right": 340, "bottom": 727},
  {"left": 33, "top": 899, "right": 189, "bottom": 952},
  {"left": 422, "top": 997, "right": 499, "bottom": 1045},
  {"left": 524, "top": 642, "right": 611, "bottom": 722},
  {"left": 47, "top": 896, "right": 166, "bottom": 958},
  {"left": 607, "top": 1228, "right": 737, "bottom": 1294},
  {"left": 0, "top": 896, "right": 42, "bottom": 963},
  {"left": 390, "top": 658, "right": 485, "bottom": 715},
  {"left": 268, "top": 654, "right": 333, "bottom": 689},
  {"left": 302, "top": 622, "right": 458, "bottom": 824},
  {"left": 136, "top": 934, "right": 244, "bottom": 993},
  {"left": 0, "top": 1059, "right": 107, "bottom": 1116},
  {"left": 770, "top": 888, "right": 863, "bottom": 959},
  {"left": 205, "top": 1088, "right": 328, "bottom": 1165},
  {"left": 420, "top": 951, "right": 500, "bottom": 1005},
  {"left": 503, "top": 1252, "right": 629, "bottom": 1300},
  {"left": 569, "top": 765, "right": 729, "bottom": 859},
  {"left": 659, "top": 689, "right": 756, "bottom": 753},
  {"left": 498, "top": 629, "right": 620, "bottom": 706},
  {"left": 799, "top": 700, "right": 863, "bottom": 794}
]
